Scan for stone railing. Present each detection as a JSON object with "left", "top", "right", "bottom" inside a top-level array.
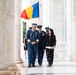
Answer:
[{"left": 54, "top": 42, "right": 67, "bottom": 60}]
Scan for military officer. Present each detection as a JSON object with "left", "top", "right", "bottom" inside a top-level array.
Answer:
[
  {"left": 26, "top": 23, "right": 39, "bottom": 67},
  {"left": 37, "top": 25, "right": 46, "bottom": 66},
  {"left": 45, "top": 27, "right": 49, "bottom": 34}
]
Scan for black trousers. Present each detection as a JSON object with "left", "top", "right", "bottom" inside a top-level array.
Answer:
[
  {"left": 38, "top": 47, "right": 44, "bottom": 65},
  {"left": 46, "top": 48, "right": 54, "bottom": 65}
]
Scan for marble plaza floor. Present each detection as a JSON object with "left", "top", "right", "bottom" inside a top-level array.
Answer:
[{"left": 21, "top": 50, "right": 76, "bottom": 75}]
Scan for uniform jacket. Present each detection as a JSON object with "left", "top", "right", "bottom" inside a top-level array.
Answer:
[
  {"left": 38, "top": 31, "right": 46, "bottom": 49},
  {"left": 26, "top": 30, "right": 39, "bottom": 46}
]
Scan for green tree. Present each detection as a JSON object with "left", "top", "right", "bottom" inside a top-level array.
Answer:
[{"left": 23, "top": 21, "right": 26, "bottom": 39}]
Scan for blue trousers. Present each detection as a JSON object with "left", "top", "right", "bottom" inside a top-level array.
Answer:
[
  {"left": 38, "top": 47, "right": 44, "bottom": 65},
  {"left": 28, "top": 45, "right": 38, "bottom": 65}
]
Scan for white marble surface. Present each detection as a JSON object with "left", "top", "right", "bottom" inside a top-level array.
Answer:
[
  {"left": 0, "top": 0, "right": 6, "bottom": 64},
  {"left": 72, "top": 0, "right": 76, "bottom": 61},
  {"left": 27, "top": 67, "right": 76, "bottom": 74},
  {"left": 6, "top": 0, "right": 15, "bottom": 62},
  {"left": 25, "top": 57, "right": 76, "bottom": 74},
  {"left": 21, "top": 50, "right": 76, "bottom": 75},
  {"left": 0, "top": 1, "right": 11, "bottom": 73}
]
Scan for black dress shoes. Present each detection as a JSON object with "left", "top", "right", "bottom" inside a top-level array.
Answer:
[
  {"left": 39, "top": 64, "right": 42, "bottom": 66},
  {"left": 32, "top": 64, "right": 36, "bottom": 67},
  {"left": 28, "top": 65, "right": 31, "bottom": 68},
  {"left": 47, "top": 63, "right": 53, "bottom": 67}
]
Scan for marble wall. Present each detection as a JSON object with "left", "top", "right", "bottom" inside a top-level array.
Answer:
[
  {"left": 41, "top": 0, "right": 67, "bottom": 42},
  {"left": 0, "top": 0, "right": 7, "bottom": 64},
  {"left": 0, "top": 1, "right": 11, "bottom": 74},
  {"left": 6, "top": 0, "right": 15, "bottom": 62},
  {"left": 72, "top": 0, "right": 76, "bottom": 60},
  {"left": 0, "top": 0, "right": 17, "bottom": 63},
  {"left": 52, "top": 0, "right": 66, "bottom": 42}
]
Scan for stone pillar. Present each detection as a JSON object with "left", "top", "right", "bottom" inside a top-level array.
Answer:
[
  {"left": 71, "top": 0, "right": 76, "bottom": 60},
  {"left": 14, "top": 0, "right": 29, "bottom": 74},
  {"left": 6, "top": 0, "right": 17, "bottom": 65},
  {"left": 42, "top": 0, "right": 47, "bottom": 28},
  {"left": 39, "top": 0, "right": 42, "bottom": 24},
  {"left": 53, "top": 0, "right": 65, "bottom": 42},
  {"left": 66, "top": 0, "right": 72, "bottom": 60},
  {"left": 51, "top": 0, "right": 67, "bottom": 59},
  {"left": 0, "top": 24, "right": 11, "bottom": 74},
  {"left": 42, "top": 0, "right": 52, "bottom": 29},
  {"left": 5, "top": 0, "right": 19, "bottom": 72},
  {"left": 49, "top": 0, "right": 53, "bottom": 28},
  {"left": 0, "top": 0, "right": 11, "bottom": 75},
  {"left": 14, "top": 0, "right": 23, "bottom": 64}
]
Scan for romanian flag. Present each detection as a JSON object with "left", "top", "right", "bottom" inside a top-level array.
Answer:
[{"left": 21, "top": 2, "right": 39, "bottom": 20}]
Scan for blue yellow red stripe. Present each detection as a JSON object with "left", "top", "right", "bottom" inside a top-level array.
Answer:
[{"left": 21, "top": 2, "right": 39, "bottom": 20}]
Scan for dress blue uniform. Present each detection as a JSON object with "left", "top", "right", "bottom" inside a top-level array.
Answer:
[
  {"left": 37, "top": 25, "right": 46, "bottom": 66},
  {"left": 26, "top": 23, "right": 39, "bottom": 67}
]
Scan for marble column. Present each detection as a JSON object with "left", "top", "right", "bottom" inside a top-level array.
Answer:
[
  {"left": 6, "top": 0, "right": 17, "bottom": 65},
  {"left": 71, "top": 0, "right": 76, "bottom": 60},
  {"left": 0, "top": 0, "right": 11, "bottom": 75},
  {"left": 49, "top": 0, "right": 53, "bottom": 28},
  {"left": 66, "top": 0, "right": 72, "bottom": 60},
  {"left": 2, "top": 0, "right": 20, "bottom": 75},
  {"left": 14, "top": 0, "right": 29, "bottom": 74},
  {"left": 14, "top": 0, "right": 23, "bottom": 64},
  {"left": 50, "top": 0, "right": 67, "bottom": 59},
  {"left": 42, "top": 0, "right": 47, "bottom": 27}
]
